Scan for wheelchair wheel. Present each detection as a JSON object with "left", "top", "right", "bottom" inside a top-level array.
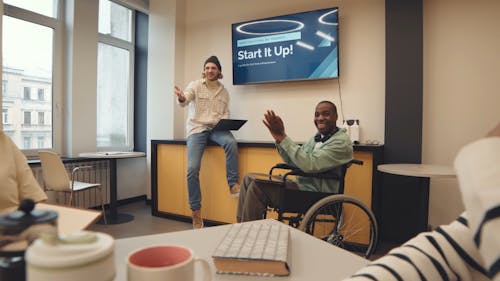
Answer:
[{"left": 299, "top": 194, "right": 378, "bottom": 259}]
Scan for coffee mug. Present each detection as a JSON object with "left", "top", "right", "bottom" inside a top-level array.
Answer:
[{"left": 127, "top": 245, "right": 212, "bottom": 281}]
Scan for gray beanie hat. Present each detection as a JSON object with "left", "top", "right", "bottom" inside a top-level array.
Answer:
[{"left": 204, "top": 55, "right": 221, "bottom": 71}]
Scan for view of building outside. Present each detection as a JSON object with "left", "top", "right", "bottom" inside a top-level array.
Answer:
[
  {"left": 2, "top": 3, "right": 55, "bottom": 149},
  {"left": 2, "top": 66, "right": 52, "bottom": 149},
  {"left": 2, "top": 0, "right": 134, "bottom": 151}
]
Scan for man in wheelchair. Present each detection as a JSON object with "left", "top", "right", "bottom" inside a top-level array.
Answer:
[{"left": 237, "top": 100, "right": 353, "bottom": 222}]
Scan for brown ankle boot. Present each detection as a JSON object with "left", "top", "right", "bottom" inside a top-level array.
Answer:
[{"left": 192, "top": 209, "right": 204, "bottom": 229}]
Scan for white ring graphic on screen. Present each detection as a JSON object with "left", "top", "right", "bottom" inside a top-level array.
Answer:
[
  {"left": 296, "top": 41, "right": 314, "bottom": 51},
  {"left": 318, "top": 9, "right": 338, "bottom": 26},
  {"left": 236, "top": 20, "right": 304, "bottom": 35},
  {"left": 316, "top": 31, "right": 335, "bottom": 42}
]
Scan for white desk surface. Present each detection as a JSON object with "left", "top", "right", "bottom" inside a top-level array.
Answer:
[
  {"left": 378, "top": 164, "right": 456, "bottom": 178},
  {"left": 113, "top": 219, "right": 368, "bottom": 281},
  {"left": 78, "top": 151, "right": 145, "bottom": 159}
]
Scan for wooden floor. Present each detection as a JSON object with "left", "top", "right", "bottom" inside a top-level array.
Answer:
[{"left": 88, "top": 200, "right": 192, "bottom": 239}]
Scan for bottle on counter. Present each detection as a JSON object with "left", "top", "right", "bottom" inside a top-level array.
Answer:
[
  {"left": 350, "top": 119, "right": 360, "bottom": 145},
  {"left": 341, "top": 120, "right": 351, "bottom": 140}
]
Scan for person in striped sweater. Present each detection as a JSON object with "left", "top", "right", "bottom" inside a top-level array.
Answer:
[{"left": 344, "top": 123, "right": 500, "bottom": 281}]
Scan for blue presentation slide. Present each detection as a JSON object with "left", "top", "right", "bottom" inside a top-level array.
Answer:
[{"left": 232, "top": 8, "right": 339, "bottom": 84}]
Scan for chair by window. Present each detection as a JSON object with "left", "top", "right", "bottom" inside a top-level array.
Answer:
[{"left": 38, "top": 151, "right": 107, "bottom": 224}]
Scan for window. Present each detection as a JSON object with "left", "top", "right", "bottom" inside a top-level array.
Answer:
[
  {"left": 23, "top": 136, "right": 31, "bottom": 149},
  {"left": 24, "top": 111, "right": 32, "bottom": 125},
  {"left": 38, "top": 112, "right": 45, "bottom": 125},
  {"left": 3, "top": 0, "right": 58, "bottom": 18},
  {"left": 97, "top": 0, "right": 134, "bottom": 150},
  {"left": 2, "top": 109, "right": 8, "bottom": 124},
  {"left": 37, "top": 136, "right": 45, "bottom": 148},
  {"left": 24, "top": 87, "right": 31, "bottom": 100},
  {"left": 2, "top": 80, "right": 6, "bottom": 95},
  {"left": 98, "top": 0, "right": 132, "bottom": 41},
  {"left": 38, "top": 88, "right": 45, "bottom": 100},
  {"left": 2, "top": 1, "right": 61, "bottom": 152}
]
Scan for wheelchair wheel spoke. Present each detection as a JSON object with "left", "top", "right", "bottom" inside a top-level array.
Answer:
[{"left": 299, "top": 195, "right": 378, "bottom": 259}]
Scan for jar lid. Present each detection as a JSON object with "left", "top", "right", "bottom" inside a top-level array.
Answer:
[
  {"left": 25, "top": 231, "right": 114, "bottom": 268},
  {"left": 0, "top": 199, "right": 58, "bottom": 235}
]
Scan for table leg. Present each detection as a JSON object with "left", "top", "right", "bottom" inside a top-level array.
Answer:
[
  {"left": 379, "top": 174, "right": 430, "bottom": 243},
  {"left": 417, "top": 177, "right": 430, "bottom": 231},
  {"left": 97, "top": 158, "right": 134, "bottom": 224}
]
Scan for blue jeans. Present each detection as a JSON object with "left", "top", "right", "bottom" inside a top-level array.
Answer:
[{"left": 186, "top": 130, "right": 239, "bottom": 210}]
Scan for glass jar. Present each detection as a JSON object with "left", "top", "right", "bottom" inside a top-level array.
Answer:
[{"left": 0, "top": 199, "right": 57, "bottom": 281}]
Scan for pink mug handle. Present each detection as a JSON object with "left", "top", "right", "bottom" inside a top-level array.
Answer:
[{"left": 194, "top": 256, "right": 212, "bottom": 281}]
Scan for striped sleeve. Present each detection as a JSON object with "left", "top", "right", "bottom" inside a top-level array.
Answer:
[
  {"left": 343, "top": 215, "right": 489, "bottom": 281},
  {"left": 454, "top": 137, "right": 500, "bottom": 281}
]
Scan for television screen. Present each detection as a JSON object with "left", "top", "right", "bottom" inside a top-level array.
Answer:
[{"left": 232, "top": 7, "right": 339, "bottom": 85}]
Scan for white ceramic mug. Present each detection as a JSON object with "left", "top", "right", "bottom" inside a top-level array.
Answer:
[{"left": 127, "top": 245, "right": 212, "bottom": 281}]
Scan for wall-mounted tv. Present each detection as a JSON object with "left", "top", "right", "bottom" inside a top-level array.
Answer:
[{"left": 232, "top": 7, "right": 339, "bottom": 85}]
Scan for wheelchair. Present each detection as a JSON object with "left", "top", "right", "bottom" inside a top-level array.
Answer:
[{"left": 267, "top": 159, "right": 378, "bottom": 258}]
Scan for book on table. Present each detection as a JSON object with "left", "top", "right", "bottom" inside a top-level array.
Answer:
[{"left": 212, "top": 219, "right": 291, "bottom": 276}]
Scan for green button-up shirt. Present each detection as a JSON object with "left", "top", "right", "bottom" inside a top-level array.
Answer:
[{"left": 276, "top": 128, "right": 353, "bottom": 193}]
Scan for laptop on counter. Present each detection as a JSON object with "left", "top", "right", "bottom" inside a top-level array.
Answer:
[{"left": 212, "top": 119, "right": 247, "bottom": 131}]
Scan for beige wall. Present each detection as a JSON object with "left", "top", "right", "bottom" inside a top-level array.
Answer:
[
  {"left": 176, "top": 0, "right": 386, "bottom": 143},
  {"left": 148, "top": 0, "right": 500, "bottom": 224},
  {"left": 146, "top": 0, "right": 385, "bottom": 201},
  {"left": 423, "top": 0, "right": 500, "bottom": 225}
]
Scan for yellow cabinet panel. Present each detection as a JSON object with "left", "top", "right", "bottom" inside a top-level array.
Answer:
[
  {"left": 199, "top": 147, "right": 239, "bottom": 223},
  {"left": 157, "top": 145, "right": 188, "bottom": 215},
  {"left": 240, "top": 147, "right": 282, "bottom": 174},
  {"left": 155, "top": 143, "right": 378, "bottom": 227},
  {"left": 346, "top": 151, "right": 373, "bottom": 208}
]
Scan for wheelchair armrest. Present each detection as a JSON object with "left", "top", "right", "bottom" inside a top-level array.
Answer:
[
  {"left": 350, "top": 159, "right": 363, "bottom": 166},
  {"left": 278, "top": 159, "right": 364, "bottom": 182},
  {"left": 273, "top": 163, "right": 295, "bottom": 170},
  {"left": 283, "top": 169, "right": 341, "bottom": 182},
  {"left": 269, "top": 163, "right": 300, "bottom": 175}
]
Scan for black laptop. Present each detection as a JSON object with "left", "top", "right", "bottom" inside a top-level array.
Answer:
[{"left": 212, "top": 119, "right": 247, "bottom": 131}]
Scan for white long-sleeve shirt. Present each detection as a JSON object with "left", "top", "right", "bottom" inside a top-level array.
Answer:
[
  {"left": 344, "top": 137, "right": 500, "bottom": 281},
  {"left": 177, "top": 78, "right": 230, "bottom": 137}
]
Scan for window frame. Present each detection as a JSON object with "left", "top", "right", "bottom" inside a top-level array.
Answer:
[
  {"left": 2, "top": 109, "right": 8, "bottom": 124},
  {"left": 38, "top": 88, "right": 45, "bottom": 100},
  {"left": 38, "top": 111, "right": 45, "bottom": 125},
  {"left": 23, "top": 110, "right": 32, "bottom": 125},
  {"left": 37, "top": 136, "right": 44, "bottom": 148},
  {"left": 3, "top": 2, "right": 63, "bottom": 156},
  {"left": 97, "top": 0, "right": 135, "bottom": 151},
  {"left": 23, "top": 136, "right": 31, "bottom": 148},
  {"left": 23, "top": 87, "right": 31, "bottom": 100},
  {"left": 2, "top": 80, "right": 6, "bottom": 95}
]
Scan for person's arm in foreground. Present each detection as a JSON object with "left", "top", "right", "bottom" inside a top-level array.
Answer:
[
  {"left": 343, "top": 123, "right": 500, "bottom": 281},
  {"left": 454, "top": 123, "right": 500, "bottom": 281},
  {"left": 14, "top": 143, "right": 47, "bottom": 203}
]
